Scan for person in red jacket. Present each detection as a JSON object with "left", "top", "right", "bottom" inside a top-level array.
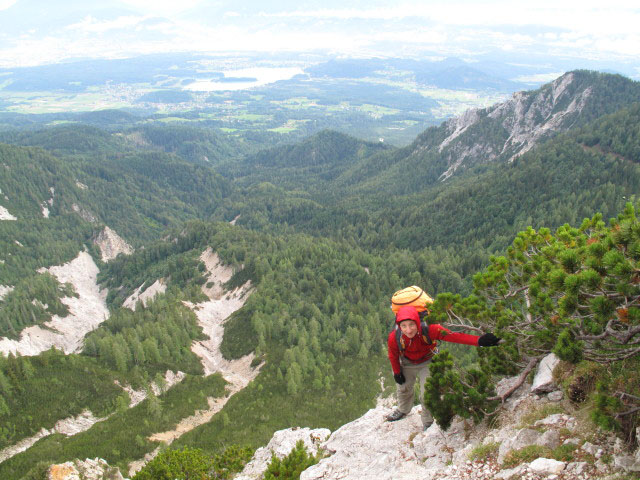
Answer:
[{"left": 386, "top": 305, "right": 500, "bottom": 429}]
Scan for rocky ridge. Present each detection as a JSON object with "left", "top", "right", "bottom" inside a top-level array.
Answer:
[
  {"left": 392, "top": 71, "right": 640, "bottom": 187},
  {"left": 435, "top": 72, "right": 591, "bottom": 181}
]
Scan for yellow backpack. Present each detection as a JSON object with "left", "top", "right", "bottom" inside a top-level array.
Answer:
[
  {"left": 391, "top": 286, "right": 433, "bottom": 314},
  {"left": 391, "top": 286, "right": 437, "bottom": 353}
]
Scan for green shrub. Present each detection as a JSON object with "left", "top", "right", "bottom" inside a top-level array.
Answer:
[
  {"left": 19, "top": 461, "right": 51, "bottom": 480},
  {"left": 502, "top": 442, "right": 578, "bottom": 468},
  {"left": 133, "top": 444, "right": 252, "bottom": 480},
  {"left": 263, "top": 440, "right": 319, "bottom": 480},
  {"left": 469, "top": 442, "right": 500, "bottom": 461},
  {"left": 133, "top": 446, "right": 214, "bottom": 480}
]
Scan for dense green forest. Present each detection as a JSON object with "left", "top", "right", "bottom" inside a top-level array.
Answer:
[
  {"left": 1, "top": 70, "right": 640, "bottom": 478},
  {"left": 216, "top": 101, "right": 640, "bottom": 258}
]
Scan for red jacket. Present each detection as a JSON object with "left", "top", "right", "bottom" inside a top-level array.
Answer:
[{"left": 387, "top": 305, "right": 480, "bottom": 374}]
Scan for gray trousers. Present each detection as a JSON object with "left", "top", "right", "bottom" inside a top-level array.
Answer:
[{"left": 396, "top": 357, "right": 433, "bottom": 426}]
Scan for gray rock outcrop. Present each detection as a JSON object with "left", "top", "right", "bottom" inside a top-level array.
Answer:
[
  {"left": 94, "top": 226, "right": 134, "bottom": 262},
  {"left": 531, "top": 353, "right": 560, "bottom": 393},
  {"left": 48, "top": 458, "right": 125, "bottom": 480},
  {"left": 300, "top": 405, "right": 440, "bottom": 480},
  {"left": 528, "top": 457, "right": 566, "bottom": 475}
]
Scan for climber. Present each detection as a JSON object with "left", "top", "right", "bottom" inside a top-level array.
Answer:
[{"left": 386, "top": 305, "right": 501, "bottom": 429}]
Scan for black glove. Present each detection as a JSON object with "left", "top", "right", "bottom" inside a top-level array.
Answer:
[
  {"left": 478, "top": 333, "right": 501, "bottom": 347},
  {"left": 393, "top": 372, "right": 406, "bottom": 385}
]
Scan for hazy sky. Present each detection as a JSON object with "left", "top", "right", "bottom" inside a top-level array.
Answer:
[{"left": 0, "top": 0, "right": 639, "bottom": 70}]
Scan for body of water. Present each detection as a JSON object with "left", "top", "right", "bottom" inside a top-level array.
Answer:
[{"left": 184, "top": 67, "right": 304, "bottom": 92}]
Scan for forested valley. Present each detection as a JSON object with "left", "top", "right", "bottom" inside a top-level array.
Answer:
[{"left": 0, "top": 70, "right": 639, "bottom": 479}]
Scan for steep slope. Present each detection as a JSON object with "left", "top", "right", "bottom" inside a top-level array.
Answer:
[
  {"left": 0, "top": 251, "right": 107, "bottom": 356},
  {"left": 367, "top": 101, "right": 640, "bottom": 252},
  {"left": 3, "top": 68, "right": 640, "bottom": 480}
]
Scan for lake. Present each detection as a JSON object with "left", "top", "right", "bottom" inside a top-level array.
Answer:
[{"left": 184, "top": 67, "right": 304, "bottom": 92}]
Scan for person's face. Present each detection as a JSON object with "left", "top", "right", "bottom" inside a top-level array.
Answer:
[{"left": 399, "top": 320, "right": 418, "bottom": 338}]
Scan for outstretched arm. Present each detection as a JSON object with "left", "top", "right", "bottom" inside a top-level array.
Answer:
[{"left": 429, "top": 324, "right": 500, "bottom": 347}]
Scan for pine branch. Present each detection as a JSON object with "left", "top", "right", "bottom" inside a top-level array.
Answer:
[
  {"left": 615, "top": 391, "right": 640, "bottom": 402},
  {"left": 584, "top": 347, "right": 640, "bottom": 363},
  {"left": 615, "top": 406, "right": 640, "bottom": 418}
]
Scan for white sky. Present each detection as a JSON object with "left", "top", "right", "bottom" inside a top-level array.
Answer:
[{"left": 1, "top": 0, "right": 639, "bottom": 67}]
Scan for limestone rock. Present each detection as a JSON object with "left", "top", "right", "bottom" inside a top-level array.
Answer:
[
  {"left": 123, "top": 279, "right": 166, "bottom": 310},
  {"left": 432, "top": 72, "right": 593, "bottom": 181},
  {"left": 48, "top": 462, "right": 79, "bottom": 480},
  {"left": 595, "top": 458, "right": 610, "bottom": 473},
  {"left": 528, "top": 457, "right": 566, "bottom": 474},
  {"left": 236, "top": 427, "right": 329, "bottom": 480},
  {"left": 581, "top": 441, "right": 599, "bottom": 456},
  {"left": 565, "top": 461, "right": 589, "bottom": 476},
  {"left": 536, "top": 429, "right": 561, "bottom": 449},
  {"left": 72, "top": 203, "right": 98, "bottom": 223},
  {"left": 0, "top": 251, "right": 108, "bottom": 357},
  {"left": 0, "top": 284, "right": 14, "bottom": 301},
  {"left": 547, "top": 390, "right": 563, "bottom": 402},
  {"left": 413, "top": 416, "right": 469, "bottom": 469},
  {"left": 563, "top": 437, "right": 581, "bottom": 446},
  {"left": 493, "top": 465, "right": 526, "bottom": 479},
  {"left": 48, "top": 458, "right": 125, "bottom": 480},
  {"left": 613, "top": 437, "right": 626, "bottom": 455},
  {"left": 497, "top": 428, "right": 542, "bottom": 464},
  {"left": 300, "top": 405, "right": 439, "bottom": 480},
  {"left": 495, "top": 374, "right": 531, "bottom": 411},
  {"left": 614, "top": 454, "right": 640, "bottom": 472},
  {"left": 531, "top": 353, "right": 560, "bottom": 393},
  {"left": 0, "top": 205, "right": 17, "bottom": 220},
  {"left": 534, "top": 413, "right": 576, "bottom": 430}
]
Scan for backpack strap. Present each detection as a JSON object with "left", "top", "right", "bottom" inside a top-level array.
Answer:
[{"left": 421, "top": 321, "right": 432, "bottom": 345}]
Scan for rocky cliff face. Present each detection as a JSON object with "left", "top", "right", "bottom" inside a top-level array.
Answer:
[
  {"left": 396, "top": 71, "right": 640, "bottom": 185},
  {"left": 434, "top": 72, "right": 591, "bottom": 181},
  {"left": 236, "top": 355, "right": 640, "bottom": 480}
]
